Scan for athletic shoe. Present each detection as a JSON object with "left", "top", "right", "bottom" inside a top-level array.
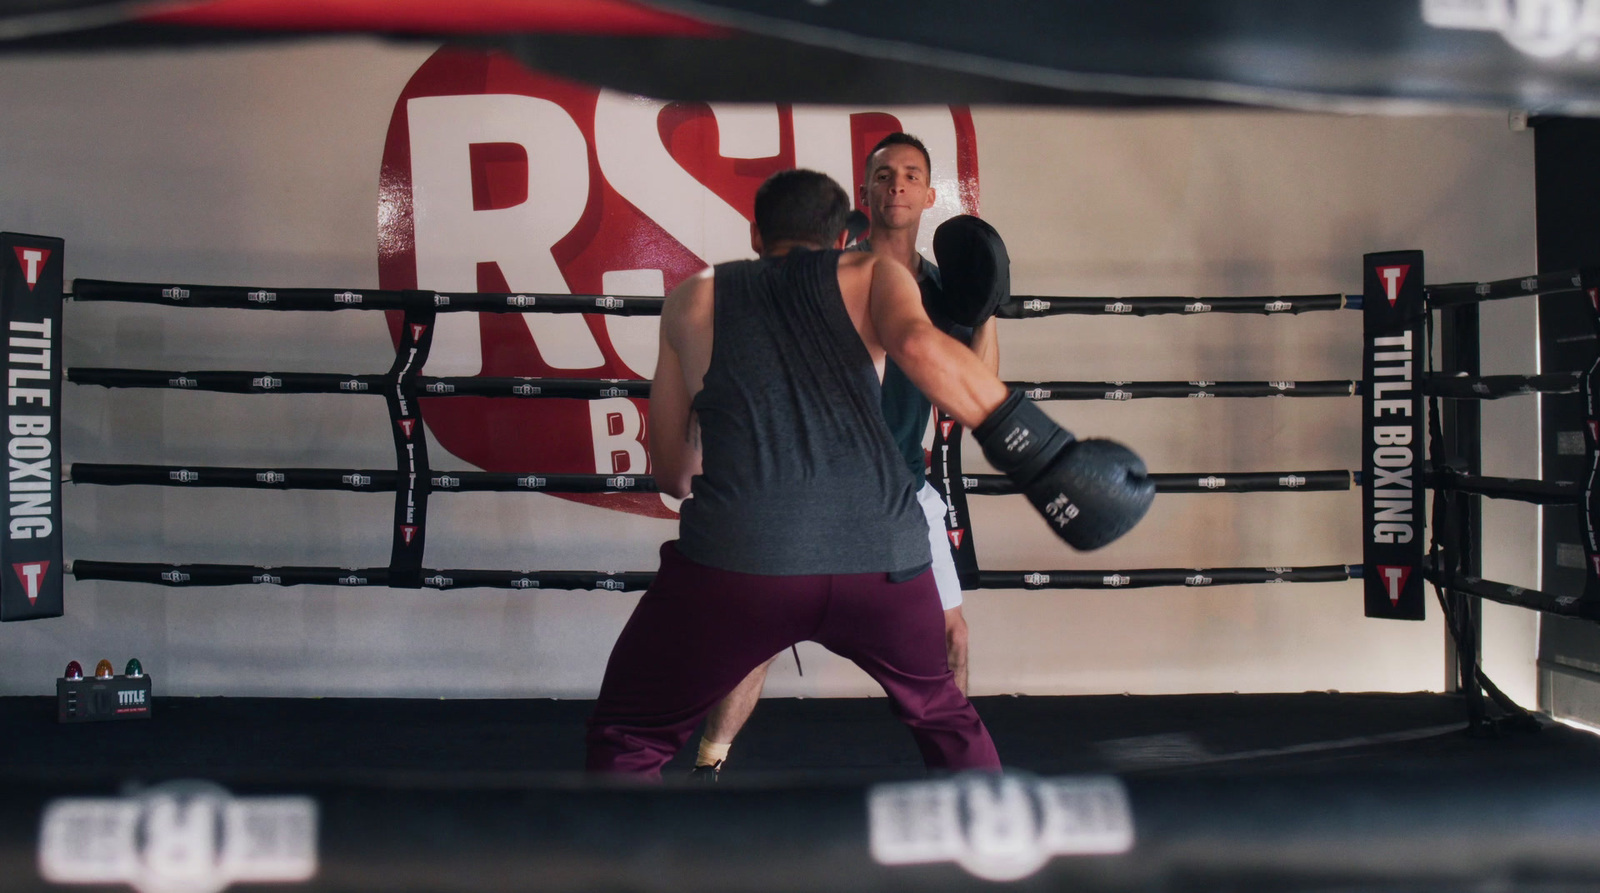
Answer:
[{"left": 688, "top": 761, "right": 722, "bottom": 782}]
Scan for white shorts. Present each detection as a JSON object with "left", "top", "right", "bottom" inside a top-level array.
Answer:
[{"left": 916, "top": 481, "right": 964, "bottom": 610}]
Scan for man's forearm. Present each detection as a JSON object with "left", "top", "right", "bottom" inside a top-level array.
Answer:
[
  {"left": 970, "top": 318, "right": 999, "bottom": 374},
  {"left": 892, "top": 324, "right": 1009, "bottom": 429}
]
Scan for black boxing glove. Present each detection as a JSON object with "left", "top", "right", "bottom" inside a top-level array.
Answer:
[
  {"left": 973, "top": 390, "right": 1155, "bottom": 550},
  {"left": 930, "top": 214, "right": 1009, "bottom": 329}
]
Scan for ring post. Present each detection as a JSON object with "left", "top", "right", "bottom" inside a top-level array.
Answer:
[
  {"left": 1578, "top": 272, "right": 1600, "bottom": 603},
  {"left": 1435, "top": 270, "right": 1484, "bottom": 720},
  {"left": 385, "top": 300, "right": 436, "bottom": 588},
  {"left": 1363, "top": 251, "right": 1426, "bottom": 620},
  {"left": 930, "top": 411, "right": 979, "bottom": 587},
  {"left": 0, "top": 233, "right": 64, "bottom": 621}
]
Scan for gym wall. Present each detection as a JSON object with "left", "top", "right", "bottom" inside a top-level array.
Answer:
[{"left": 0, "top": 38, "right": 1538, "bottom": 699}]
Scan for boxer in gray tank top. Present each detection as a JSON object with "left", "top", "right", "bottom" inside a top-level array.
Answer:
[
  {"left": 691, "top": 134, "right": 999, "bottom": 778},
  {"left": 675, "top": 246, "right": 929, "bottom": 577},
  {"left": 586, "top": 169, "right": 1006, "bottom": 778}
]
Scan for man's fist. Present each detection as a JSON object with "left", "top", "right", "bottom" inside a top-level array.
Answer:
[{"left": 974, "top": 390, "right": 1154, "bottom": 550}]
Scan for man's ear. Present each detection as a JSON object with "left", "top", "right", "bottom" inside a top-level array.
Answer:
[
  {"left": 750, "top": 221, "right": 764, "bottom": 256},
  {"left": 832, "top": 229, "right": 849, "bottom": 249},
  {"left": 923, "top": 186, "right": 937, "bottom": 210}
]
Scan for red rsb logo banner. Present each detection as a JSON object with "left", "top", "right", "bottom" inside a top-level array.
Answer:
[{"left": 378, "top": 48, "right": 978, "bottom": 519}]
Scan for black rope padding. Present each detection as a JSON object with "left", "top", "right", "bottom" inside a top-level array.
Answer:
[
  {"left": 406, "top": 293, "right": 663, "bottom": 316},
  {"left": 415, "top": 570, "right": 655, "bottom": 591},
  {"left": 14, "top": 769, "right": 1600, "bottom": 893},
  {"left": 1421, "top": 371, "right": 1580, "bottom": 399},
  {"left": 1426, "top": 472, "right": 1581, "bottom": 506},
  {"left": 71, "top": 465, "right": 657, "bottom": 494},
  {"left": 75, "top": 465, "right": 1355, "bottom": 497},
  {"left": 70, "top": 561, "right": 653, "bottom": 591},
  {"left": 68, "top": 368, "right": 385, "bottom": 394},
  {"left": 1012, "top": 380, "right": 1355, "bottom": 400},
  {"left": 978, "top": 565, "right": 1357, "bottom": 589},
  {"left": 429, "top": 472, "right": 657, "bottom": 493},
  {"left": 1424, "top": 269, "right": 1587, "bottom": 308},
  {"left": 81, "top": 272, "right": 1578, "bottom": 319},
  {"left": 418, "top": 377, "right": 652, "bottom": 399},
  {"left": 962, "top": 470, "right": 1351, "bottom": 495},
  {"left": 996, "top": 294, "right": 1350, "bottom": 317},
  {"left": 70, "top": 279, "right": 665, "bottom": 316},
  {"left": 71, "top": 465, "right": 398, "bottom": 491},
  {"left": 1425, "top": 569, "right": 1600, "bottom": 621},
  {"left": 70, "top": 561, "right": 1356, "bottom": 591},
  {"left": 72, "top": 280, "right": 418, "bottom": 311},
  {"left": 963, "top": 469, "right": 1572, "bottom": 503},
  {"left": 72, "top": 371, "right": 1369, "bottom": 401},
  {"left": 67, "top": 368, "right": 654, "bottom": 399},
  {"left": 72, "top": 562, "right": 393, "bottom": 587},
  {"left": 79, "top": 278, "right": 1360, "bottom": 319}
]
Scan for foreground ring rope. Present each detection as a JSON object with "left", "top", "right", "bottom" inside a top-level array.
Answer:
[{"left": 8, "top": 767, "right": 1600, "bottom": 892}]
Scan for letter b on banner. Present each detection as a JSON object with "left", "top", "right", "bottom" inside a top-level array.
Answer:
[
  {"left": 1, "top": 233, "right": 63, "bottom": 621},
  {"left": 1362, "top": 250, "right": 1425, "bottom": 620}
]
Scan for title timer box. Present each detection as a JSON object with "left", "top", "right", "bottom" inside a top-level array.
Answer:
[{"left": 57, "top": 659, "right": 152, "bottom": 723}]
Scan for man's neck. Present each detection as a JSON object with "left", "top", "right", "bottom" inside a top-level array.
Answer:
[
  {"left": 870, "top": 226, "right": 923, "bottom": 277},
  {"left": 763, "top": 239, "right": 825, "bottom": 257}
]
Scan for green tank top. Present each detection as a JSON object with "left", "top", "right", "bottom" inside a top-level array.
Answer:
[{"left": 879, "top": 257, "right": 975, "bottom": 480}]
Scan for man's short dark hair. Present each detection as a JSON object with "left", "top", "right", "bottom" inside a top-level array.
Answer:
[
  {"left": 754, "top": 169, "right": 851, "bottom": 248},
  {"left": 865, "top": 132, "right": 932, "bottom": 178}
]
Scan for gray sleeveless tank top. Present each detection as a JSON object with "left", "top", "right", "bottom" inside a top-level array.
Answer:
[{"left": 674, "top": 248, "right": 931, "bottom": 576}]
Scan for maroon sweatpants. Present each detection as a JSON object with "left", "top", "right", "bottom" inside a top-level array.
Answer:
[{"left": 585, "top": 541, "right": 1000, "bottom": 778}]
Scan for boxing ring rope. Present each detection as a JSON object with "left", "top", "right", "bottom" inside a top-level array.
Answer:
[
  {"left": 1406, "top": 261, "right": 1600, "bottom": 733},
  {"left": 995, "top": 292, "right": 1357, "bottom": 316},
  {"left": 63, "top": 463, "right": 1576, "bottom": 506},
  {"left": 61, "top": 275, "right": 1377, "bottom": 598},
  {"left": 72, "top": 464, "right": 1353, "bottom": 495},
  {"left": 70, "top": 279, "right": 667, "bottom": 316},
  {"left": 55, "top": 266, "right": 1600, "bottom": 610},
  {"left": 66, "top": 369, "right": 655, "bottom": 400},
  {"left": 64, "top": 369, "right": 1582, "bottom": 401},
  {"left": 10, "top": 767, "right": 1600, "bottom": 893},
  {"left": 58, "top": 256, "right": 1600, "bottom": 732},
  {"left": 65, "top": 462, "right": 1364, "bottom": 591}
]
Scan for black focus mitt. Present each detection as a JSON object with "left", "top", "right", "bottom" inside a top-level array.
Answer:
[
  {"left": 930, "top": 214, "right": 1009, "bottom": 329},
  {"left": 844, "top": 209, "right": 870, "bottom": 248}
]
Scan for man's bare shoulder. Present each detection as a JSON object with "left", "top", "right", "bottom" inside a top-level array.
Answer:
[
  {"left": 661, "top": 267, "right": 714, "bottom": 342},
  {"left": 836, "top": 249, "right": 878, "bottom": 291},
  {"left": 666, "top": 266, "right": 714, "bottom": 298},
  {"left": 836, "top": 250, "right": 877, "bottom": 272},
  {"left": 664, "top": 267, "right": 714, "bottom": 310}
]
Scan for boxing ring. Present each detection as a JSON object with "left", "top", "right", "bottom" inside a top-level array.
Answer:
[
  {"left": 5, "top": 234, "right": 1600, "bottom": 891},
  {"left": 40, "top": 257, "right": 1600, "bottom": 611},
  {"left": 55, "top": 279, "right": 1368, "bottom": 594}
]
